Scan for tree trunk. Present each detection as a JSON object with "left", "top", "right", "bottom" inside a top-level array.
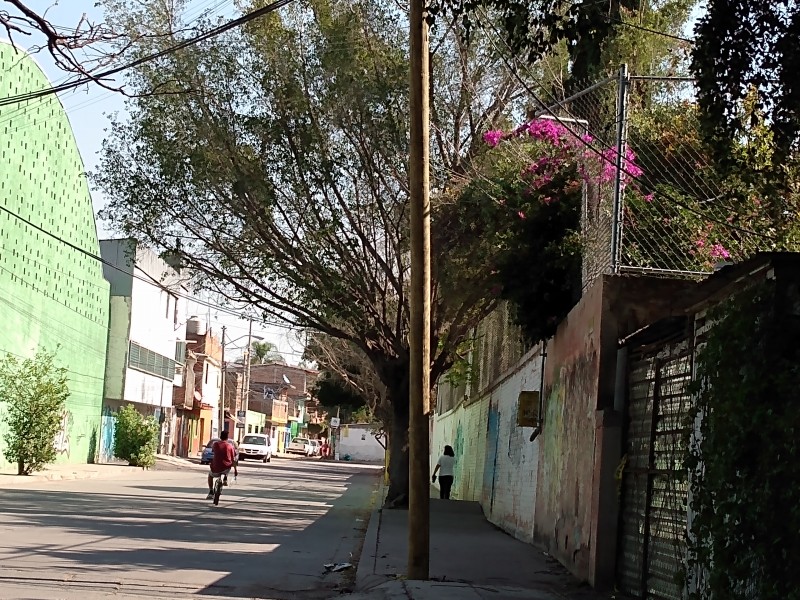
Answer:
[
  {"left": 385, "top": 393, "right": 410, "bottom": 507},
  {"left": 17, "top": 459, "right": 24, "bottom": 476}
]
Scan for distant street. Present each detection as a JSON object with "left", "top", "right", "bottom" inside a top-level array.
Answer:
[{"left": 0, "top": 459, "right": 381, "bottom": 600}]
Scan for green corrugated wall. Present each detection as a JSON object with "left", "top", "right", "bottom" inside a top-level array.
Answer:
[{"left": 0, "top": 42, "right": 110, "bottom": 468}]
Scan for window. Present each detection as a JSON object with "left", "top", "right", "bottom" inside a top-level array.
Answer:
[
  {"left": 174, "top": 341, "right": 186, "bottom": 364},
  {"left": 128, "top": 342, "right": 178, "bottom": 381},
  {"left": 204, "top": 363, "right": 209, "bottom": 384}
]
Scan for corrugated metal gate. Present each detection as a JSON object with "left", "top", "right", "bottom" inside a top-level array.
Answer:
[{"left": 617, "top": 338, "right": 692, "bottom": 600}]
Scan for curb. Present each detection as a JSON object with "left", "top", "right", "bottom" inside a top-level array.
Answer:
[
  {"left": 156, "top": 455, "right": 206, "bottom": 469},
  {"left": 0, "top": 465, "right": 150, "bottom": 486},
  {"left": 355, "top": 473, "right": 390, "bottom": 592}
]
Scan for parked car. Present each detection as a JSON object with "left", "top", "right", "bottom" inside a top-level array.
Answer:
[
  {"left": 287, "top": 436, "right": 314, "bottom": 456},
  {"left": 308, "top": 440, "right": 321, "bottom": 456},
  {"left": 238, "top": 433, "right": 272, "bottom": 463},
  {"left": 200, "top": 438, "right": 239, "bottom": 465}
]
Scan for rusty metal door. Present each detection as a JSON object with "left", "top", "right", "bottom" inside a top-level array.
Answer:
[{"left": 617, "top": 341, "right": 692, "bottom": 600}]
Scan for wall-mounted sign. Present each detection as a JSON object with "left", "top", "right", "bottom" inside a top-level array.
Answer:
[{"left": 517, "top": 391, "right": 541, "bottom": 428}]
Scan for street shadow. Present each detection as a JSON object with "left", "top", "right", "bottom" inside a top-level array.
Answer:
[{"left": 0, "top": 464, "right": 380, "bottom": 599}]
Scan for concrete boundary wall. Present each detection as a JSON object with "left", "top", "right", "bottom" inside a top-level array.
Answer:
[
  {"left": 432, "top": 274, "right": 696, "bottom": 588},
  {"left": 430, "top": 396, "right": 489, "bottom": 502}
]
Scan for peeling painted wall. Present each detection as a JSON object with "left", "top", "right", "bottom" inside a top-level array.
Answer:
[
  {"left": 533, "top": 280, "right": 603, "bottom": 580},
  {"left": 431, "top": 274, "right": 696, "bottom": 588},
  {"left": 483, "top": 346, "right": 544, "bottom": 544}
]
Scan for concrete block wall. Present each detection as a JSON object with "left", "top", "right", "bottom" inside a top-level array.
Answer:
[
  {"left": 338, "top": 424, "right": 385, "bottom": 462},
  {"left": 483, "top": 346, "right": 544, "bottom": 544},
  {"left": 431, "top": 396, "right": 489, "bottom": 501}
]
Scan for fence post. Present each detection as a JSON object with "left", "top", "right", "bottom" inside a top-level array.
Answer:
[{"left": 611, "top": 64, "right": 630, "bottom": 273}]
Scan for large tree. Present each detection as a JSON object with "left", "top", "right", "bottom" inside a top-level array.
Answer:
[
  {"left": 693, "top": 1, "right": 800, "bottom": 165},
  {"left": 96, "top": 0, "right": 523, "bottom": 506}
]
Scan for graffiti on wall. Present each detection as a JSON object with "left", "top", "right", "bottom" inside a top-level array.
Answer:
[{"left": 53, "top": 409, "right": 73, "bottom": 457}]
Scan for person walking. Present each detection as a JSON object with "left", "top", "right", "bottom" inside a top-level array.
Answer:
[{"left": 432, "top": 445, "right": 456, "bottom": 500}]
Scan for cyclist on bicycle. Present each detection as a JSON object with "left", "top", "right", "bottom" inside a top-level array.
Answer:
[{"left": 206, "top": 429, "right": 238, "bottom": 499}]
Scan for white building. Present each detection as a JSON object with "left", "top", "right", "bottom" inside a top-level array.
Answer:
[
  {"left": 99, "top": 239, "right": 188, "bottom": 461},
  {"left": 337, "top": 423, "right": 385, "bottom": 462}
]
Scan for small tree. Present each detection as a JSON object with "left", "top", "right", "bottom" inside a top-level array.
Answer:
[
  {"left": 113, "top": 404, "right": 159, "bottom": 468},
  {"left": 0, "top": 350, "right": 69, "bottom": 475}
]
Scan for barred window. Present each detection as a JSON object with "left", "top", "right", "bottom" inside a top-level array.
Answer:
[{"left": 129, "top": 341, "right": 178, "bottom": 381}]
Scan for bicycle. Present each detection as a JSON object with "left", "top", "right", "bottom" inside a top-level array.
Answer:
[{"left": 210, "top": 473, "right": 223, "bottom": 505}]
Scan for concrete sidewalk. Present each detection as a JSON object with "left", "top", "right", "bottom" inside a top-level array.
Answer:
[{"left": 346, "top": 499, "right": 613, "bottom": 600}]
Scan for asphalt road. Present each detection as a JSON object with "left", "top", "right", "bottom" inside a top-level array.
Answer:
[{"left": 0, "top": 459, "right": 382, "bottom": 600}]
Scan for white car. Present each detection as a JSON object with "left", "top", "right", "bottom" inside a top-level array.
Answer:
[
  {"left": 287, "top": 436, "right": 314, "bottom": 456},
  {"left": 308, "top": 440, "right": 321, "bottom": 456},
  {"left": 238, "top": 433, "right": 272, "bottom": 462}
]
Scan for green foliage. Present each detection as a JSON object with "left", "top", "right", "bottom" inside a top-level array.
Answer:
[
  {"left": 627, "top": 99, "right": 800, "bottom": 270},
  {"left": 693, "top": 1, "right": 800, "bottom": 166},
  {"left": 250, "top": 341, "right": 284, "bottom": 365},
  {"left": 113, "top": 405, "right": 159, "bottom": 468},
  {"left": 0, "top": 350, "right": 69, "bottom": 475},
  {"left": 314, "top": 375, "right": 367, "bottom": 411},
  {"left": 438, "top": 132, "right": 582, "bottom": 344},
  {"left": 429, "top": 0, "right": 694, "bottom": 84},
  {"left": 687, "top": 280, "right": 800, "bottom": 599}
]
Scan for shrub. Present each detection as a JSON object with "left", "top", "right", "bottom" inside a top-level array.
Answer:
[
  {"left": 0, "top": 350, "right": 69, "bottom": 475},
  {"left": 113, "top": 404, "right": 159, "bottom": 468}
]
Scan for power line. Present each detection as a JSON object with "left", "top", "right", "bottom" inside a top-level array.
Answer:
[
  {"left": 609, "top": 17, "right": 694, "bottom": 44},
  {"left": 0, "top": 0, "right": 295, "bottom": 108},
  {"left": 0, "top": 194, "right": 303, "bottom": 330}
]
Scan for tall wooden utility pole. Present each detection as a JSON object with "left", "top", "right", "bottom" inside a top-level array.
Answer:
[
  {"left": 240, "top": 318, "right": 254, "bottom": 442},
  {"left": 408, "top": 0, "right": 431, "bottom": 581},
  {"left": 219, "top": 325, "right": 227, "bottom": 436}
]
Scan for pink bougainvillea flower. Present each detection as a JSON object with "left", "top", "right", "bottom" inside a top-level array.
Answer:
[
  {"left": 525, "top": 119, "right": 568, "bottom": 145},
  {"left": 644, "top": 193, "right": 654, "bottom": 203},
  {"left": 483, "top": 129, "right": 505, "bottom": 147},
  {"left": 710, "top": 244, "right": 731, "bottom": 260},
  {"left": 517, "top": 210, "right": 527, "bottom": 219},
  {"left": 695, "top": 239, "right": 706, "bottom": 249}
]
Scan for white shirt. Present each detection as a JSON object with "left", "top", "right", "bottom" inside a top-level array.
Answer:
[{"left": 437, "top": 454, "right": 455, "bottom": 477}]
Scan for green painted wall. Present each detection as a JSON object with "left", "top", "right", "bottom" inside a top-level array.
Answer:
[
  {"left": 0, "top": 42, "right": 110, "bottom": 468},
  {"left": 245, "top": 411, "right": 266, "bottom": 434}
]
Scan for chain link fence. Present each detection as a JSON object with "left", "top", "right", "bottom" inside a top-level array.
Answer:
[
  {"left": 530, "top": 69, "right": 773, "bottom": 290},
  {"left": 436, "top": 301, "right": 528, "bottom": 414}
]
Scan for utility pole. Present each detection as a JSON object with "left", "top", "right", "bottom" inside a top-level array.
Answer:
[
  {"left": 220, "top": 325, "right": 227, "bottom": 437},
  {"left": 408, "top": 0, "right": 431, "bottom": 582},
  {"left": 241, "top": 318, "right": 254, "bottom": 441}
]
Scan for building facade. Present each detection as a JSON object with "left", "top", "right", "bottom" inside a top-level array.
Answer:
[
  {"left": 99, "top": 239, "right": 187, "bottom": 461},
  {"left": 247, "top": 363, "right": 319, "bottom": 450},
  {"left": 170, "top": 317, "right": 224, "bottom": 456},
  {"left": 0, "top": 41, "right": 110, "bottom": 468}
]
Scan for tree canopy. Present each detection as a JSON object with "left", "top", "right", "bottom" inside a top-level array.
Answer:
[{"left": 95, "top": 0, "right": 524, "bottom": 505}]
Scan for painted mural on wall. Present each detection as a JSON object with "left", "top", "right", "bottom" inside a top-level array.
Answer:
[{"left": 53, "top": 410, "right": 73, "bottom": 457}]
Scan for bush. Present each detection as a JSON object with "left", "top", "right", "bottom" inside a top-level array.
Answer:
[
  {"left": 0, "top": 350, "right": 70, "bottom": 475},
  {"left": 113, "top": 404, "right": 159, "bottom": 468}
]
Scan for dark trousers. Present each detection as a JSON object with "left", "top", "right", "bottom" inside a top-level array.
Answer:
[{"left": 439, "top": 475, "right": 454, "bottom": 499}]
